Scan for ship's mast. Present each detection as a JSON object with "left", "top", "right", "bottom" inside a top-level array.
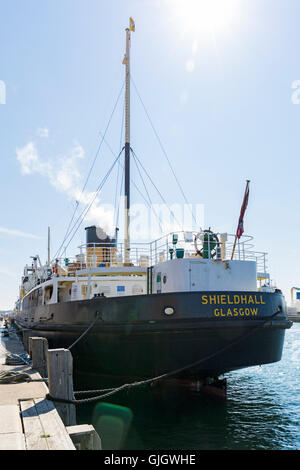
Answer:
[
  {"left": 47, "top": 226, "right": 51, "bottom": 266},
  {"left": 124, "top": 20, "right": 134, "bottom": 264}
]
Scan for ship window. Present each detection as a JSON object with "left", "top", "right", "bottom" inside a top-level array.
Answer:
[
  {"left": 164, "top": 306, "right": 175, "bottom": 316},
  {"left": 102, "top": 248, "right": 110, "bottom": 262},
  {"left": 132, "top": 285, "right": 143, "bottom": 294},
  {"left": 100, "top": 286, "right": 111, "bottom": 295}
]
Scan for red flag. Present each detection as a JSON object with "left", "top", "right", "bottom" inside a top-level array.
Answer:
[{"left": 236, "top": 181, "right": 250, "bottom": 239}]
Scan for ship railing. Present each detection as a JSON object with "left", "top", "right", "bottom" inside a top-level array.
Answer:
[
  {"left": 229, "top": 249, "right": 268, "bottom": 275},
  {"left": 76, "top": 242, "right": 151, "bottom": 269},
  {"left": 71, "top": 232, "right": 268, "bottom": 274},
  {"left": 147, "top": 231, "right": 268, "bottom": 274}
]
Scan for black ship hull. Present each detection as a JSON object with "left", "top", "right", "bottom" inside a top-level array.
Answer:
[{"left": 15, "top": 291, "right": 292, "bottom": 383}]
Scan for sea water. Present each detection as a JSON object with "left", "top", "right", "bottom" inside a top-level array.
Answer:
[{"left": 77, "top": 324, "right": 300, "bottom": 450}]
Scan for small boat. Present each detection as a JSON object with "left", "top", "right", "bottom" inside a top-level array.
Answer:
[{"left": 14, "top": 19, "right": 292, "bottom": 386}]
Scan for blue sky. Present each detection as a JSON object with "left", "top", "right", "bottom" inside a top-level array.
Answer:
[{"left": 0, "top": 0, "right": 300, "bottom": 309}]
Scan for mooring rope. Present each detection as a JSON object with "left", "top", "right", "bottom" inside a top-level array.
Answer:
[
  {"left": 0, "top": 340, "right": 32, "bottom": 366},
  {"left": 0, "top": 370, "right": 47, "bottom": 384},
  {"left": 67, "top": 313, "right": 102, "bottom": 351},
  {"left": 46, "top": 308, "right": 284, "bottom": 405}
]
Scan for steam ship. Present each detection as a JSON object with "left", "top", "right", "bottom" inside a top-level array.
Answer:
[{"left": 14, "top": 20, "right": 292, "bottom": 385}]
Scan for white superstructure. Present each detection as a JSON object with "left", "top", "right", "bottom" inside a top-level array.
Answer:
[
  {"left": 15, "top": 228, "right": 276, "bottom": 320},
  {"left": 152, "top": 258, "right": 257, "bottom": 294}
]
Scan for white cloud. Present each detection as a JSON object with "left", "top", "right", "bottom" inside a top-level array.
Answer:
[
  {"left": 16, "top": 142, "right": 84, "bottom": 193},
  {"left": 0, "top": 227, "right": 42, "bottom": 239},
  {"left": 50, "top": 144, "right": 84, "bottom": 194},
  {"left": 16, "top": 142, "right": 51, "bottom": 176},
  {"left": 37, "top": 127, "right": 49, "bottom": 138},
  {"left": 16, "top": 141, "right": 115, "bottom": 235}
]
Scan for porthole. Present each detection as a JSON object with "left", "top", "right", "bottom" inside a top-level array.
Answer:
[
  {"left": 163, "top": 306, "right": 175, "bottom": 316},
  {"left": 163, "top": 275, "right": 167, "bottom": 284}
]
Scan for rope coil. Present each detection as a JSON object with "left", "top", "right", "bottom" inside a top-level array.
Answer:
[{"left": 0, "top": 370, "right": 47, "bottom": 384}]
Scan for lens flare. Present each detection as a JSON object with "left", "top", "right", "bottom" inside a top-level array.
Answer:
[{"left": 165, "top": 0, "right": 240, "bottom": 37}]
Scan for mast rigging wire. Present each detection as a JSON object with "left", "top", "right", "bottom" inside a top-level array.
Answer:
[
  {"left": 53, "top": 147, "right": 124, "bottom": 257},
  {"left": 53, "top": 81, "right": 125, "bottom": 261},
  {"left": 54, "top": 73, "right": 198, "bottom": 261},
  {"left": 131, "top": 151, "right": 163, "bottom": 234},
  {"left": 131, "top": 148, "right": 183, "bottom": 231},
  {"left": 131, "top": 76, "right": 197, "bottom": 228},
  {"left": 97, "top": 133, "right": 169, "bottom": 232}
]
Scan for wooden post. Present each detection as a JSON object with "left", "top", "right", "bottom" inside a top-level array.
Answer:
[
  {"left": 47, "top": 349, "right": 76, "bottom": 426},
  {"left": 31, "top": 337, "right": 48, "bottom": 378},
  {"left": 22, "top": 329, "right": 34, "bottom": 354},
  {"left": 66, "top": 425, "right": 102, "bottom": 450},
  {"left": 28, "top": 337, "right": 34, "bottom": 358}
]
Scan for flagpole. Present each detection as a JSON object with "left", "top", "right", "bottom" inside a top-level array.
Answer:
[{"left": 231, "top": 180, "right": 250, "bottom": 260}]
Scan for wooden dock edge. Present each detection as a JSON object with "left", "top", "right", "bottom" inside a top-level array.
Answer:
[{"left": 0, "top": 326, "right": 101, "bottom": 450}]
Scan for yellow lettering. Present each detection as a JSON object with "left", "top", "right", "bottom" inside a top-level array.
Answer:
[
  {"left": 227, "top": 308, "right": 233, "bottom": 316},
  {"left": 254, "top": 295, "right": 260, "bottom": 304},
  {"left": 221, "top": 295, "right": 226, "bottom": 305},
  {"left": 260, "top": 295, "right": 266, "bottom": 305},
  {"left": 202, "top": 295, "right": 208, "bottom": 305},
  {"left": 248, "top": 296, "right": 254, "bottom": 304},
  {"left": 234, "top": 295, "right": 240, "bottom": 304},
  {"left": 227, "top": 296, "right": 233, "bottom": 305},
  {"left": 210, "top": 295, "right": 217, "bottom": 304},
  {"left": 214, "top": 306, "right": 259, "bottom": 318},
  {"left": 240, "top": 295, "right": 247, "bottom": 304}
]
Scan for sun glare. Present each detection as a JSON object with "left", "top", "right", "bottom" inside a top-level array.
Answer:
[{"left": 166, "top": 0, "right": 240, "bottom": 37}]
